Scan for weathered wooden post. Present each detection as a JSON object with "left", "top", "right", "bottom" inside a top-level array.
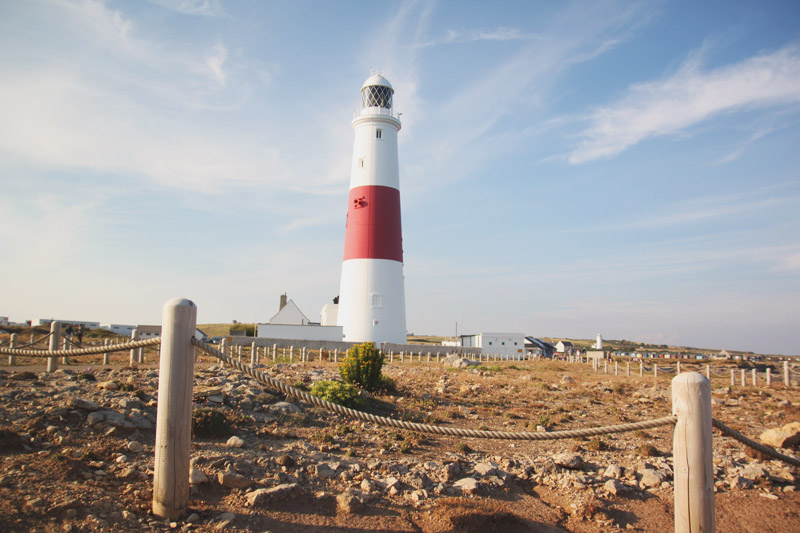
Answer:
[
  {"left": 427, "top": 352, "right": 431, "bottom": 362},
  {"left": 705, "top": 364, "right": 710, "bottom": 381},
  {"left": 334, "top": 348, "right": 339, "bottom": 362},
  {"left": 237, "top": 345, "right": 242, "bottom": 362},
  {"left": 626, "top": 361, "right": 630, "bottom": 377},
  {"left": 302, "top": 347, "right": 307, "bottom": 362},
  {"left": 741, "top": 369, "right": 746, "bottom": 387},
  {"left": 103, "top": 339, "right": 110, "bottom": 365},
  {"left": 62, "top": 338, "right": 69, "bottom": 365},
  {"left": 8, "top": 333, "right": 18, "bottom": 365},
  {"left": 640, "top": 361, "right": 643, "bottom": 377},
  {"left": 219, "top": 338, "right": 227, "bottom": 368},
  {"left": 752, "top": 369, "right": 757, "bottom": 387},
  {"left": 152, "top": 298, "right": 197, "bottom": 520},
  {"left": 677, "top": 361, "right": 681, "bottom": 374},
  {"left": 654, "top": 365, "right": 658, "bottom": 379},
  {"left": 437, "top": 352, "right": 441, "bottom": 362},
  {"left": 730, "top": 368, "right": 735, "bottom": 387},
  {"left": 672, "top": 372, "right": 715, "bottom": 533},
  {"left": 784, "top": 361, "right": 790, "bottom": 387},
  {"left": 47, "top": 321, "right": 61, "bottom": 372},
  {"left": 289, "top": 345, "right": 294, "bottom": 362},
  {"left": 251, "top": 342, "right": 257, "bottom": 365},
  {"left": 129, "top": 329, "right": 139, "bottom": 367},
  {"left": 767, "top": 368, "right": 772, "bottom": 387},
  {"left": 272, "top": 344, "right": 277, "bottom": 361}
]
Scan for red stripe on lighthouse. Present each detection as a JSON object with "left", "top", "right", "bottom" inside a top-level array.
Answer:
[{"left": 343, "top": 185, "right": 403, "bottom": 262}]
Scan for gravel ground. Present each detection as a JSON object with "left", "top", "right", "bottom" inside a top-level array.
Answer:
[{"left": 0, "top": 353, "right": 799, "bottom": 532}]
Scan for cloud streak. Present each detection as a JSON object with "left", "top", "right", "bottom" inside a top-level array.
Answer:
[{"left": 569, "top": 45, "right": 800, "bottom": 163}]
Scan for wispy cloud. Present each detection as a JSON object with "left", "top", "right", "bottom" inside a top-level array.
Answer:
[
  {"left": 416, "top": 26, "right": 539, "bottom": 47},
  {"left": 569, "top": 45, "right": 800, "bottom": 163},
  {"left": 146, "top": 0, "right": 224, "bottom": 17}
]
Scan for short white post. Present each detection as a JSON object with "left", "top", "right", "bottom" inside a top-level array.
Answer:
[
  {"left": 705, "top": 364, "right": 710, "bottom": 381},
  {"left": 289, "top": 345, "right": 294, "bottom": 362},
  {"left": 427, "top": 352, "right": 431, "bottom": 362},
  {"left": 400, "top": 352, "right": 404, "bottom": 363},
  {"left": 8, "top": 333, "right": 18, "bottom": 365},
  {"left": 219, "top": 338, "right": 227, "bottom": 368},
  {"left": 784, "top": 361, "right": 790, "bottom": 387},
  {"left": 640, "top": 361, "right": 643, "bottom": 377},
  {"left": 152, "top": 298, "right": 197, "bottom": 520},
  {"left": 302, "top": 347, "right": 307, "bottom": 362},
  {"left": 741, "top": 369, "right": 746, "bottom": 387},
  {"left": 654, "top": 365, "right": 658, "bottom": 378},
  {"left": 272, "top": 344, "right": 277, "bottom": 361},
  {"left": 626, "top": 361, "right": 630, "bottom": 377},
  {"left": 334, "top": 348, "right": 339, "bottom": 362},
  {"left": 251, "top": 342, "right": 257, "bottom": 365},
  {"left": 62, "top": 338, "right": 69, "bottom": 365},
  {"left": 730, "top": 368, "right": 735, "bottom": 386},
  {"left": 437, "top": 352, "right": 441, "bottom": 361},
  {"left": 752, "top": 368, "right": 757, "bottom": 387},
  {"left": 677, "top": 361, "right": 681, "bottom": 374},
  {"left": 766, "top": 367, "right": 772, "bottom": 386},
  {"left": 237, "top": 345, "right": 242, "bottom": 362},
  {"left": 103, "top": 339, "right": 110, "bottom": 365},
  {"left": 130, "top": 329, "right": 139, "bottom": 367},
  {"left": 672, "top": 372, "right": 715, "bottom": 533},
  {"left": 47, "top": 321, "right": 61, "bottom": 372}
]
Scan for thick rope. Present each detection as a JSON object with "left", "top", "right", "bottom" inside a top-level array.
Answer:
[
  {"left": 0, "top": 338, "right": 161, "bottom": 358},
  {"left": 193, "top": 339, "right": 677, "bottom": 440},
  {"left": 10, "top": 331, "right": 54, "bottom": 349},
  {"left": 712, "top": 418, "right": 800, "bottom": 468}
]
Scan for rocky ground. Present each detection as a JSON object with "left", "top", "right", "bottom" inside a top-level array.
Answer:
[{"left": 0, "top": 353, "right": 799, "bottom": 532}]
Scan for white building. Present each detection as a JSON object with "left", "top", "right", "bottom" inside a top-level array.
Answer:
[
  {"left": 320, "top": 304, "right": 338, "bottom": 326},
  {"left": 33, "top": 319, "right": 101, "bottom": 329},
  {"left": 458, "top": 332, "right": 526, "bottom": 358},
  {"left": 257, "top": 295, "right": 343, "bottom": 342},
  {"left": 100, "top": 324, "right": 136, "bottom": 336}
]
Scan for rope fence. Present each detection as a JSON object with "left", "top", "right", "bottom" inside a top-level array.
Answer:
[{"left": 0, "top": 337, "right": 160, "bottom": 358}]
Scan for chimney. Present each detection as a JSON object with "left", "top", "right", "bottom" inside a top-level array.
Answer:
[{"left": 279, "top": 293, "right": 287, "bottom": 310}]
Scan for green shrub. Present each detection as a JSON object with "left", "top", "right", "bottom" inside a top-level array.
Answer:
[
  {"left": 338, "top": 342, "right": 385, "bottom": 392},
  {"left": 309, "top": 380, "right": 363, "bottom": 409},
  {"left": 192, "top": 408, "right": 232, "bottom": 438}
]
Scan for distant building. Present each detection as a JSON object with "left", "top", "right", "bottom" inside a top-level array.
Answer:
[
  {"left": 33, "top": 319, "right": 101, "bottom": 329},
  {"left": 0, "top": 317, "right": 8, "bottom": 326},
  {"left": 456, "top": 332, "right": 526, "bottom": 359},
  {"left": 100, "top": 324, "right": 136, "bottom": 336},
  {"left": 257, "top": 294, "right": 343, "bottom": 342},
  {"left": 525, "top": 337, "right": 556, "bottom": 358},
  {"left": 554, "top": 341, "right": 575, "bottom": 355},
  {"left": 133, "top": 325, "right": 207, "bottom": 340}
]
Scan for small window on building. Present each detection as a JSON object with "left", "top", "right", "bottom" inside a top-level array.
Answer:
[
  {"left": 371, "top": 293, "right": 383, "bottom": 308},
  {"left": 373, "top": 319, "right": 379, "bottom": 326},
  {"left": 376, "top": 129, "right": 382, "bottom": 139}
]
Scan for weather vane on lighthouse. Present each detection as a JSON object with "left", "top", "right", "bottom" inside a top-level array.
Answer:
[{"left": 337, "top": 73, "right": 407, "bottom": 345}]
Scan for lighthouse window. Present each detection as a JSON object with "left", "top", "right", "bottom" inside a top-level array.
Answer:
[
  {"left": 376, "top": 129, "right": 382, "bottom": 139},
  {"left": 371, "top": 293, "right": 383, "bottom": 308},
  {"left": 359, "top": 157, "right": 364, "bottom": 168}
]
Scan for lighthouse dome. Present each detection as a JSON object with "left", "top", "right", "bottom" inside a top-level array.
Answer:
[{"left": 360, "top": 73, "right": 394, "bottom": 110}]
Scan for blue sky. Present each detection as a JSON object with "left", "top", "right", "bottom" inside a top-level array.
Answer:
[{"left": 1, "top": 0, "right": 799, "bottom": 355}]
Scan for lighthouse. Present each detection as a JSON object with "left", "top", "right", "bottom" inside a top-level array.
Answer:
[{"left": 337, "top": 73, "right": 406, "bottom": 345}]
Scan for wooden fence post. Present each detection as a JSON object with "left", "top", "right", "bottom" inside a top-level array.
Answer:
[
  {"left": 784, "top": 361, "right": 790, "bottom": 387},
  {"left": 767, "top": 368, "right": 772, "bottom": 387},
  {"left": 705, "top": 364, "right": 710, "bottom": 381},
  {"left": 219, "top": 338, "right": 227, "bottom": 368},
  {"left": 730, "top": 368, "right": 735, "bottom": 387},
  {"left": 654, "top": 365, "right": 658, "bottom": 379},
  {"left": 626, "top": 361, "right": 630, "bottom": 377},
  {"left": 103, "top": 339, "right": 110, "bottom": 365},
  {"left": 752, "top": 369, "right": 757, "bottom": 387},
  {"left": 251, "top": 342, "right": 257, "bottom": 365},
  {"left": 47, "top": 321, "right": 61, "bottom": 372},
  {"left": 152, "top": 298, "right": 197, "bottom": 520},
  {"left": 677, "top": 361, "right": 681, "bottom": 374},
  {"left": 741, "top": 369, "right": 746, "bottom": 387},
  {"left": 640, "top": 361, "right": 643, "bottom": 377},
  {"left": 130, "top": 329, "right": 139, "bottom": 367},
  {"left": 8, "top": 333, "right": 17, "bottom": 365},
  {"left": 672, "top": 372, "right": 715, "bottom": 533},
  {"left": 62, "top": 338, "right": 69, "bottom": 365}
]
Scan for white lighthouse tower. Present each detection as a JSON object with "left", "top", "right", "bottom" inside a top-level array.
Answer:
[{"left": 337, "top": 73, "right": 406, "bottom": 345}]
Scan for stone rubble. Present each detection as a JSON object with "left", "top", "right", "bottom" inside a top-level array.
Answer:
[{"left": 0, "top": 362, "right": 797, "bottom": 531}]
